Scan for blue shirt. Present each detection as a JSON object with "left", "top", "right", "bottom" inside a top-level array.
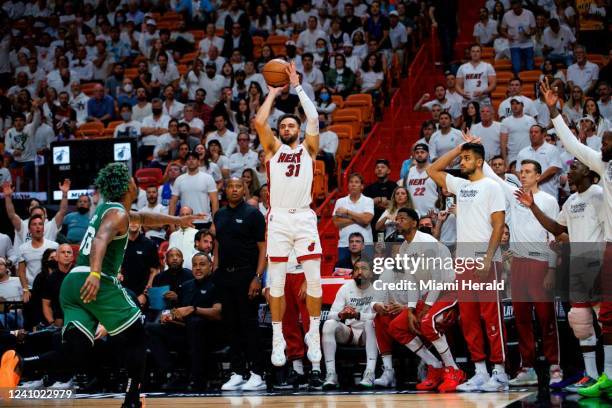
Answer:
[
  {"left": 87, "top": 95, "right": 115, "bottom": 120},
  {"left": 63, "top": 211, "right": 91, "bottom": 244}
]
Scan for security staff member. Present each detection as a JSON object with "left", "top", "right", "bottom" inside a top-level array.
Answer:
[
  {"left": 213, "top": 177, "right": 267, "bottom": 391},
  {"left": 146, "top": 252, "right": 222, "bottom": 392},
  {"left": 121, "top": 223, "right": 160, "bottom": 308}
]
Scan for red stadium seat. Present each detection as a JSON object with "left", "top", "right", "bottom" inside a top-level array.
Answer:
[{"left": 135, "top": 168, "right": 163, "bottom": 187}]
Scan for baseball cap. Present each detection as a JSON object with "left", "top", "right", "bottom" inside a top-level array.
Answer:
[
  {"left": 389, "top": 10, "right": 399, "bottom": 16},
  {"left": 414, "top": 143, "right": 429, "bottom": 152},
  {"left": 510, "top": 98, "right": 524, "bottom": 105},
  {"left": 205, "top": 61, "right": 216, "bottom": 68},
  {"left": 146, "top": 19, "right": 156, "bottom": 26},
  {"left": 375, "top": 159, "right": 390, "bottom": 167},
  {"left": 579, "top": 115, "right": 595, "bottom": 123},
  {"left": 285, "top": 40, "right": 296, "bottom": 47}
]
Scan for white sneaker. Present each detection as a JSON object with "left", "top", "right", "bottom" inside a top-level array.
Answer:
[
  {"left": 221, "top": 373, "right": 246, "bottom": 391},
  {"left": 241, "top": 372, "right": 266, "bottom": 391},
  {"left": 271, "top": 335, "right": 287, "bottom": 367},
  {"left": 304, "top": 330, "right": 322, "bottom": 363},
  {"left": 19, "top": 379, "right": 44, "bottom": 388},
  {"left": 359, "top": 370, "right": 376, "bottom": 389},
  {"left": 374, "top": 368, "right": 396, "bottom": 388},
  {"left": 481, "top": 370, "right": 509, "bottom": 392},
  {"left": 549, "top": 365, "right": 563, "bottom": 386},
  {"left": 456, "top": 372, "right": 490, "bottom": 392},
  {"left": 49, "top": 379, "right": 73, "bottom": 389},
  {"left": 322, "top": 372, "right": 338, "bottom": 390},
  {"left": 509, "top": 367, "right": 538, "bottom": 387}
]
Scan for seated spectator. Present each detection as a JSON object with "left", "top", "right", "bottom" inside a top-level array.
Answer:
[
  {"left": 86, "top": 84, "right": 115, "bottom": 125},
  {"left": 141, "top": 98, "right": 171, "bottom": 159},
  {"left": 114, "top": 103, "right": 142, "bottom": 140},
  {"left": 375, "top": 186, "right": 413, "bottom": 241},
  {"left": 539, "top": 59, "right": 566, "bottom": 83},
  {"left": 229, "top": 132, "right": 258, "bottom": 179},
  {"left": 131, "top": 88, "right": 152, "bottom": 123},
  {"left": 493, "top": 24, "right": 511, "bottom": 61},
  {"left": 297, "top": 16, "right": 329, "bottom": 54},
  {"left": 473, "top": 7, "right": 498, "bottom": 46},
  {"left": 275, "top": 1, "right": 294, "bottom": 37},
  {"left": 139, "top": 186, "right": 169, "bottom": 246},
  {"left": 301, "top": 53, "right": 325, "bottom": 93},
  {"left": 200, "top": 62, "right": 225, "bottom": 109},
  {"left": 105, "top": 63, "right": 126, "bottom": 99},
  {"left": 598, "top": 81, "right": 612, "bottom": 121},
  {"left": 160, "top": 162, "right": 183, "bottom": 210},
  {"left": 147, "top": 252, "right": 221, "bottom": 391},
  {"left": 152, "top": 119, "right": 180, "bottom": 169},
  {"left": 357, "top": 53, "right": 384, "bottom": 105},
  {"left": 194, "top": 229, "right": 215, "bottom": 257},
  {"left": 62, "top": 195, "right": 91, "bottom": 244},
  {"left": 325, "top": 55, "right": 356, "bottom": 98},
  {"left": 315, "top": 87, "right": 337, "bottom": 115},
  {"left": 429, "top": 112, "right": 463, "bottom": 163},
  {"left": 500, "top": 0, "right": 536, "bottom": 74},
  {"left": 497, "top": 78, "right": 538, "bottom": 119},
  {"left": 198, "top": 23, "right": 225, "bottom": 56},
  {"left": 334, "top": 173, "right": 374, "bottom": 262},
  {"left": 162, "top": 85, "right": 184, "bottom": 120},
  {"left": 532, "top": 12, "right": 548, "bottom": 59},
  {"left": 122, "top": 223, "right": 160, "bottom": 310},
  {"left": 50, "top": 92, "right": 76, "bottom": 139},
  {"left": 562, "top": 85, "right": 586, "bottom": 125},
  {"left": 462, "top": 101, "right": 482, "bottom": 131},
  {"left": 414, "top": 84, "right": 461, "bottom": 124},
  {"left": 152, "top": 247, "right": 193, "bottom": 308},
  {"left": 241, "top": 168, "right": 261, "bottom": 201},
  {"left": 69, "top": 82, "right": 89, "bottom": 126},
  {"left": 207, "top": 139, "right": 231, "bottom": 179},
  {"left": 333, "top": 232, "right": 364, "bottom": 270},
  {"left": 577, "top": 115, "right": 602, "bottom": 152},
  {"left": 151, "top": 54, "right": 180, "bottom": 94},
  {"left": 567, "top": 45, "right": 600, "bottom": 95},
  {"left": 41, "top": 244, "right": 73, "bottom": 327},
  {"left": 542, "top": 18, "right": 575, "bottom": 67},
  {"left": 133, "top": 61, "right": 154, "bottom": 96},
  {"left": 583, "top": 97, "right": 610, "bottom": 138},
  {"left": 206, "top": 114, "right": 238, "bottom": 155},
  {"left": 489, "top": 155, "right": 521, "bottom": 187},
  {"left": 0, "top": 257, "right": 22, "bottom": 302},
  {"left": 116, "top": 78, "right": 138, "bottom": 107},
  {"left": 222, "top": 22, "right": 253, "bottom": 60}
]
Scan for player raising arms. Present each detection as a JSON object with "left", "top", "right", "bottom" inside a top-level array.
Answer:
[
  {"left": 0, "top": 163, "right": 203, "bottom": 408},
  {"left": 254, "top": 62, "right": 324, "bottom": 388}
]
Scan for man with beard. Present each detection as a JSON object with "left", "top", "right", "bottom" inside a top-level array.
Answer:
[
  {"left": 62, "top": 195, "right": 92, "bottom": 244},
  {"left": 152, "top": 248, "right": 192, "bottom": 309},
  {"left": 400, "top": 144, "right": 438, "bottom": 216},
  {"left": 51, "top": 92, "right": 77, "bottom": 139},
  {"left": 427, "top": 138, "right": 507, "bottom": 392},
  {"left": 41, "top": 244, "right": 73, "bottom": 327},
  {"left": 201, "top": 61, "right": 225, "bottom": 107},
  {"left": 254, "top": 61, "right": 324, "bottom": 388},
  {"left": 364, "top": 159, "right": 397, "bottom": 233},
  {"left": 541, "top": 78, "right": 612, "bottom": 399}
]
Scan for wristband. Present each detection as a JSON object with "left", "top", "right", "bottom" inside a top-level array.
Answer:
[{"left": 90, "top": 271, "right": 101, "bottom": 279}]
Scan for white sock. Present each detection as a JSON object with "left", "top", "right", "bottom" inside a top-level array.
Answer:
[
  {"left": 364, "top": 321, "right": 378, "bottom": 372},
  {"left": 272, "top": 321, "right": 283, "bottom": 338},
  {"left": 382, "top": 354, "right": 393, "bottom": 370},
  {"left": 293, "top": 359, "right": 304, "bottom": 375},
  {"left": 494, "top": 364, "right": 506, "bottom": 374},
  {"left": 604, "top": 345, "right": 612, "bottom": 378},
  {"left": 475, "top": 361, "right": 488, "bottom": 375},
  {"left": 583, "top": 351, "right": 599, "bottom": 379},
  {"left": 432, "top": 336, "right": 458, "bottom": 369},
  {"left": 309, "top": 316, "right": 321, "bottom": 335},
  {"left": 406, "top": 338, "right": 442, "bottom": 368},
  {"left": 312, "top": 362, "right": 321, "bottom": 371}
]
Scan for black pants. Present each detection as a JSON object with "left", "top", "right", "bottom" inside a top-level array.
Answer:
[
  {"left": 437, "top": 25, "right": 457, "bottom": 69},
  {"left": 218, "top": 281, "right": 263, "bottom": 376},
  {"left": 146, "top": 317, "right": 212, "bottom": 380}
]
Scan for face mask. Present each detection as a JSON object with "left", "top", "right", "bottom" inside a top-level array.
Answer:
[
  {"left": 152, "top": 108, "right": 162, "bottom": 116},
  {"left": 123, "top": 84, "right": 133, "bottom": 93},
  {"left": 77, "top": 207, "right": 89, "bottom": 214},
  {"left": 47, "top": 260, "right": 58, "bottom": 270},
  {"left": 121, "top": 112, "right": 132, "bottom": 121},
  {"left": 353, "top": 277, "right": 362, "bottom": 286},
  {"left": 317, "top": 47, "right": 326, "bottom": 54},
  {"left": 320, "top": 93, "right": 330, "bottom": 101},
  {"left": 419, "top": 226, "right": 432, "bottom": 235}
]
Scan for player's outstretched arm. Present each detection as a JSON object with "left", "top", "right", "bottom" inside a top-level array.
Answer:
[
  {"left": 254, "top": 86, "right": 283, "bottom": 157},
  {"left": 514, "top": 188, "right": 567, "bottom": 236},
  {"left": 129, "top": 211, "right": 205, "bottom": 228},
  {"left": 288, "top": 61, "right": 319, "bottom": 157}
]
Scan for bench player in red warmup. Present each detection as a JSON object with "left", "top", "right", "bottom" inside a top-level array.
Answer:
[{"left": 254, "top": 61, "right": 325, "bottom": 388}]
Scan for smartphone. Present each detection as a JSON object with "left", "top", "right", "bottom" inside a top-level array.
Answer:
[
  {"left": 445, "top": 197, "right": 455, "bottom": 209},
  {"left": 377, "top": 232, "right": 385, "bottom": 243}
]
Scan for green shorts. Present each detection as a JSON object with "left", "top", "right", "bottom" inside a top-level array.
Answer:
[{"left": 60, "top": 266, "right": 142, "bottom": 344}]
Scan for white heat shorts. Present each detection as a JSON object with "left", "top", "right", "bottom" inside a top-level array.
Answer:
[{"left": 266, "top": 208, "right": 322, "bottom": 263}]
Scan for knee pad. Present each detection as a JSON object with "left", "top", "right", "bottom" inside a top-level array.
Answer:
[
  {"left": 268, "top": 262, "right": 287, "bottom": 298},
  {"left": 569, "top": 307, "right": 595, "bottom": 340},
  {"left": 302, "top": 259, "right": 322, "bottom": 298}
]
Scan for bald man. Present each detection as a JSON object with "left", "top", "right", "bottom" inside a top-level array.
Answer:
[
  {"left": 86, "top": 83, "right": 115, "bottom": 124},
  {"left": 168, "top": 207, "right": 199, "bottom": 270}
]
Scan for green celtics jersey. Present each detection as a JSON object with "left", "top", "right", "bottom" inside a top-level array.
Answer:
[{"left": 76, "top": 202, "right": 128, "bottom": 277}]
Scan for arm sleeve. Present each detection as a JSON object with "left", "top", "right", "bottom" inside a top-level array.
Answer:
[
  {"left": 551, "top": 115, "right": 604, "bottom": 175},
  {"left": 295, "top": 85, "right": 319, "bottom": 135},
  {"left": 482, "top": 161, "right": 516, "bottom": 201}
]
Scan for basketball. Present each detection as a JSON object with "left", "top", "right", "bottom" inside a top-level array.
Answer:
[{"left": 262, "top": 59, "right": 290, "bottom": 87}]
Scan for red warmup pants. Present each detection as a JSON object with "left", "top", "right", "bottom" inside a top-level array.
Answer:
[
  {"left": 374, "top": 297, "right": 457, "bottom": 354},
  {"left": 510, "top": 257, "right": 559, "bottom": 367},
  {"left": 283, "top": 273, "right": 310, "bottom": 360},
  {"left": 457, "top": 263, "right": 506, "bottom": 364},
  {"left": 599, "top": 243, "right": 612, "bottom": 336}
]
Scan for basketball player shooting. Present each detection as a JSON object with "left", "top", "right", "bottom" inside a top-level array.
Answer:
[{"left": 254, "top": 61, "right": 323, "bottom": 378}]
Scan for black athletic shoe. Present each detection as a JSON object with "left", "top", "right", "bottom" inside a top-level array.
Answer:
[
  {"left": 273, "top": 368, "right": 293, "bottom": 390},
  {"left": 287, "top": 369, "right": 308, "bottom": 389},
  {"left": 309, "top": 370, "right": 324, "bottom": 390}
]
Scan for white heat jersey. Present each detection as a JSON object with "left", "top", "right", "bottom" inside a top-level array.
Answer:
[
  {"left": 456, "top": 61, "right": 496, "bottom": 105},
  {"left": 406, "top": 166, "right": 439, "bottom": 216},
  {"left": 268, "top": 143, "right": 313, "bottom": 209}
]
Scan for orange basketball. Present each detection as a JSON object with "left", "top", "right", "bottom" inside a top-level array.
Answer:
[{"left": 262, "top": 59, "right": 290, "bottom": 87}]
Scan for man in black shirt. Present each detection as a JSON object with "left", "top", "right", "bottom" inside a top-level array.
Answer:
[
  {"left": 121, "top": 223, "right": 160, "bottom": 308},
  {"left": 363, "top": 159, "right": 397, "bottom": 234},
  {"left": 146, "top": 252, "right": 222, "bottom": 391},
  {"left": 341, "top": 3, "right": 362, "bottom": 36},
  {"left": 333, "top": 232, "right": 364, "bottom": 270},
  {"left": 42, "top": 244, "right": 73, "bottom": 327},
  {"left": 152, "top": 248, "right": 192, "bottom": 309},
  {"left": 275, "top": 88, "right": 300, "bottom": 114},
  {"left": 214, "top": 178, "right": 266, "bottom": 391}
]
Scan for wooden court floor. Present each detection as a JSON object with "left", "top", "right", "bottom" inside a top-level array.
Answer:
[{"left": 2, "top": 391, "right": 533, "bottom": 407}]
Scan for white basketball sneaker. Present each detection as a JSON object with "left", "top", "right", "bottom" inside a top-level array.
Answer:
[
  {"left": 481, "top": 370, "right": 510, "bottom": 392},
  {"left": 221, "top": 373, "right": 246, "bottom": 391},
  {"left": 456, "top": 372, "right": 490, "bottom": 392},
  {"left": 304, "top": 330, "right": 322, "bottom": 363},
  {"left": 271, "top": 334, "right": 287, "bottom": 367},
  {"left": 373, "top": 368, "right": 396, "bottom": 388},
  {"left": 241, "top": 372, "right": 266, "bottom": 391}
]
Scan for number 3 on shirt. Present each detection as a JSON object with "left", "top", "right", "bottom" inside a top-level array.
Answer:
[
  {"left": 79, "top": 226, "right": 96, "bottom": 255},
  {"left": 285, "top": 164, "right": 301, "bottom": 177}
]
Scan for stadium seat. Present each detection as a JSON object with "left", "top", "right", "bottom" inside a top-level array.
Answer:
[
  {"left": 331, "top": 95, "right": 344, "bottom": 109},
  {"left": 102, "top": 128, "right": 116, "bottom": 137},
  {"left": 344, "top": 94, "right": 374, "bottom": 125},
  {"left": 77, "top": 129, "right": 102, "bottom": 138},
  {"left": 588, "top": 54, "right": 605, "bottom": 67},
  {"left": 158, "top": 240, "right": 169, "bottom": 266},
  {"left": 78, "top": 122, "right": 104, "bottom": 132},
  {"left": 494, "top": 59, "right": 512, "bottom": 71},
  {"left": 335, "top": 132, "right": 353, "bottom": 163},
  {"left": 135, "top": 168, "right": 163, "bottom": 186},
  {"left": 328, "top": 124, "right": 357, "bottom": 143},
  {"left": 518, "top": 70, "right": 541, "bottom": 83},
  {"left": 496, "top": 71, "right": 514, "bottom": 85},
  {"left": 106, "top": 121, "right": 122, "bottom": 130},
  {"left": 312, "top": 160, "right": 328, "bottom": 200},
  {"left": 125, "top": 68, "right": 139, "bottom": 79},
  {"left": 481, "top": 47, "right": 494, "bottom": 59}
]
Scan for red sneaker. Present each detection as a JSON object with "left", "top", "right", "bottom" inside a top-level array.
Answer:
[
  {"left": 438, "top": 366, "right": 467, "bottom": 393},
  {"left": 0, "top": 350, "right": 21, "bottom": 388},
  {"left": 416, "top": 365, "right": 444, "bottom": 391}
]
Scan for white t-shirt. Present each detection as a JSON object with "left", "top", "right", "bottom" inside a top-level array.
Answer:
[
  {"left": 498, "top": 95, "right": 538, "bottom": 119},
  {"left": 470, "top": 121, "right": 502, "bottom": 161},
  {"left": 456, "top": 61, "right": 496, "bottom": 105},
  {"left": 429, "top": 128, "right": 463, "bottom": 162},
  {"left": 0, "top": 277, "right": 23, "bottom": 301},
  {"left": 473, "top": 18, "right": 499, "bottom": 45},
  {"left": 16, "top": 239, "right": 59, "bottom": 288},
  {"left": 138, "top": 203, "right": 168, "bottom": 241},
  {"left": 423, "top": 98, "right": 461, "bottom": 119},
  {"left": 500, "top": 114, "right": 537, "bottom": 164},
  {"left": 405, "top": 166, "right": 438, "bottom": 216},
  {"left": 515, "top": 142, "right": 563, "bottom": 199},
  {"left": 567, "top": 62, "right": 600, "bottom": 93},
  {"left": 359, "top": 70, "right": 384, "bottom": 93},
  {"left": 334, "top": 194, "right": 374, "bottom": 247},
  {"left": 114, "top": 121, "right": 142, "bottom": 140},
  {"left": 206, "top": 129, "right": 238, "bottom": 155},
  {"left": 597, "top": 99, "right": 612, "bottom": 121},
  {"left": 302, "top": 67, "right": 325, "bottom": 89},
  {"left": 501, "top": 8, "right": 536, "bottom": 48},
  {"left": 171, "top": 172, "right": 217, "bottom": 222},
  {"left": 200, "top": 74, "right": 226, "bottom": 106},
  {"left": 200, "top": 162, "right": 223, "bottom": 183},
  {"left": 557, "top": 184, "right": 604, "bottom": 252},
  {"left": 542, "top": 25, "right": 575, "bottom": 54},
  {"left": 533, "top": 99, "right": 551, "bottom": 128},
  {"left": 229, "top": 150, "right": 259, "bottom": 178},
  {"left": 445, "top": 174, "right": 505, "bottom": 261},
  {"left": 15, "top": 218, "right": 60, "bottom": 248},
  {"left": 320, "top": 130, "right": 339, "bottom": 156},
  {"left": 141, "top": 114, "right": 171, "bottom": 146}
]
